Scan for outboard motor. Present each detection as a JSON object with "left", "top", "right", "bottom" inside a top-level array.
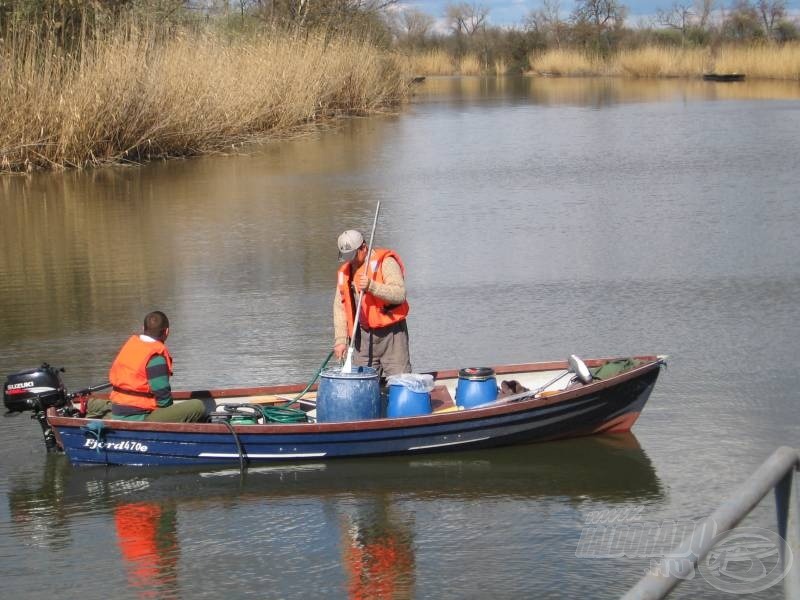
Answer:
[
  {"left": 4, "top": 364, "right": 111, "bottom": 453},
  {"left": 4, "top": 363, "right": 68, "bottom": 413}
]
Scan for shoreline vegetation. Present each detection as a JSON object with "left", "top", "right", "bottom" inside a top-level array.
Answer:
[
  {"left": 1, "top": 2, "right": 798, "bottom": 173},
  {"left": 403, "top": 44, "right": 800, "bottom": 79},
  {"left": 0, "top": 23, "right": 411, "bottom": 173}
]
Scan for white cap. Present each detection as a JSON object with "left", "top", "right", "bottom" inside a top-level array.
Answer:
[{"left": 337, "top": 230, "right": 364, "bottom": 262}]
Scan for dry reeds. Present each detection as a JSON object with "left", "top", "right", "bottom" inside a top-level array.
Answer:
[
  {"left": 615, "top": 46, "right": 708, "bottom": 78},
  {"left": 528, "top": 48, "right": 605, "bottom": 76},
  {"left": 528, "top": 43, "right": 800, "bottom": 80},
  {"left": 494, "top": 58, "right": 509, "bottom": 75},
  {"left": 713, "top": 43, "right": 800, "bottom": 79},
  {"left": 457, "top": 54, "right": 482, "bottom": 75},
  {"left": 0, "top": 23, "right": 411, "bottom": 172},
  {"left": 402, "top": 49, "right": 454, "bottom": 76}
]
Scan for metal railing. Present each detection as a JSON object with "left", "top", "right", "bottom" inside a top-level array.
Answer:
[{"left": 622, "top": 446, "right": 800, "bottom": 599}]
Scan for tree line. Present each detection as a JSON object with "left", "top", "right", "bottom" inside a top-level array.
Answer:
[{"left": 1, "top": 0, "right": 797, "bottom": 69}]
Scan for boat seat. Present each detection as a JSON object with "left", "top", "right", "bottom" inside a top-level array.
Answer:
[{"left": 430, "top": 385, "right": 455, "bottom": 412}]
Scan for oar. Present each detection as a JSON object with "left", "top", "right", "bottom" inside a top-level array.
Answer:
[
  {"left": 469, "top": 356, "right": 594, "bottom": 409},
  {"left": 342, "top": 201, "right": 381, "bottom": 373}
]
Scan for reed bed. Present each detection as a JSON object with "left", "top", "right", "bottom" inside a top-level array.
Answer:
[
  {"left": 528, "top": 48, "right": 606, "bottom": 76},
  {"left": 0, "top": 25, "right": 410, "bottom": 172},
  {"left": 457, "top": 54, "right": 482, "bottom": 75},
  {"left": 402, "top": 49, "right": 454, "bottom": 76},
  {"left": 615, "top": 46, "right": 709, "bottom": 78},
  {"left": 713, "top": 43, "right": 800, "bottom": 79},
  {"left": 494, "top": 58, "right": 509, "bottom": 75},
  {"left": 529, "top": 44, "right": 800, "bottom": 80}
]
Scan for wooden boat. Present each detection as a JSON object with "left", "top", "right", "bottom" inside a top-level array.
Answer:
[
  {"left": 703, "top": 73, "right": 746, "bottom": 82},
  {"left": 5, "top": 355, "right": 666, "bottom": 467}
]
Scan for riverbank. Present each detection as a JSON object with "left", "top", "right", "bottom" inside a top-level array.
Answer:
[
  {"left": 0, "top": 25, "right": 410, "bottom": 173},
  {"left": 528, "top": 44, "right": 800, "bottom": 79},
  {"left": 402, "top": 43, "right": 800, "bottom": 80}
]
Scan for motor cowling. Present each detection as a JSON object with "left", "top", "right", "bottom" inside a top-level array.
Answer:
[{"left": 3, "top": 364, "right": 68, "bottom": 413}]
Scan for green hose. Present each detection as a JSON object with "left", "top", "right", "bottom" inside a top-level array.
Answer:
[
  {"left": 255, "top": 351, "right": 334, "bottom": 423},
  {"left": 259, "top": 405, "right": 308, "bottom": 423},
  {"left": 280, "top": 349, "right": 334, "bottom": 409}
]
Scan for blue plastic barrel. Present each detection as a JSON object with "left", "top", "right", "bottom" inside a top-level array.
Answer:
[
  {"left": 387, "top": 385, "right": 432, "bottom": 418},
  {"left": 316, "top": 366, "right": 381, "bottom": 423},
  {"left": 455, "top": 367, "right": 498, "bottom": 408}
]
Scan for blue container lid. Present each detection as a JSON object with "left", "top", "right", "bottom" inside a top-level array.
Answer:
[
  {"left": 321, "top": 366, "right": 378, "bottom": 380},
  {"left": 458, "top": 367, "right": 495, "bottom": 381}
]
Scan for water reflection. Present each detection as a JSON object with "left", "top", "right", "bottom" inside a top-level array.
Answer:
[
  {"left": 413, "top": 75, "right": 800, "bottom": 107},
  {"left": 6, "top": 436, "right": 662, "bottom": 597},
  {"left": 338, "top": 495, "right": 415, "bottom": 600},
  {"left": 114, "top": 501, "right": 180, "bottom": 599},
  {"left": 8, "top": 434, "right": 663, "bottom": 523}
]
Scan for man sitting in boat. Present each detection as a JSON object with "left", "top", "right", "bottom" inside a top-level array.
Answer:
[{"left": 108, "top": 311, "right": 207, "bottom": 422}]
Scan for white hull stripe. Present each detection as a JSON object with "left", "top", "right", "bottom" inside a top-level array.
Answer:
[
  {"left": 198, "top": 452, "right": 327, "bottom": 459},
  {"left": 408, "top": 436, "right": 490, "bottom": 450}
]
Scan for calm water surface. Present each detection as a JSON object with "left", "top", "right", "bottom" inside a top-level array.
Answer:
[{"left": 1, "top": 76, "right": 799, "bottom": 598}]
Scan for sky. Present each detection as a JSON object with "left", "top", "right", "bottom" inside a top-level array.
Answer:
[{"left": 400, "top": 0, "right": 800, "bottom": 28}]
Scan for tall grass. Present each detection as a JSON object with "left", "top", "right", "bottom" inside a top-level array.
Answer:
[
  {"left": 457, "top": 54, "right": 482, "bottom": 75},
  {"left": 713, "top": 44, "right": 800, "bottom": 79},
  {"left": 494, "top": 58, "right": 509, "bottom": 75},
  {"left": 529, "top": 44, "right": 800, "bottom": 79},
  {"left": 528, "top": 49, "right": 604, "bottom": 76},
  {"left": 402, "top": 49, "right": 454, "bottom": 76},
  {"left": 616, "top": 46, "right": 708, "bottom": 78},
  {"left": 0, "top": 23, "right": 411, "bottom": 172}
]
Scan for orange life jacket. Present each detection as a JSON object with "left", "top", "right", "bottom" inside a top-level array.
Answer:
[
  {"left": 337, "top": 248, "right": 410, "bottom": 335},
  {"left": 109, "top": 335, "right": 174, "bottom": 412}
]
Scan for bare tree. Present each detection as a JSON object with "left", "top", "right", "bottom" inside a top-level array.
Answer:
[
  {"left": 571, "top": 0, "right": 627, "bottom": 28},
  {"left": 694, "top": 0, "right": 714, "bottom": 27},
  {"left": 756, "top": 0, "right": 786, "bottom": 37},
  {"left": 445, "top": 2, "right": 490, "bottom": 36},
  {"left": 656, "top": 1, "right": 695, "bottom": 35},
  {"left": 526, "top": 0, "right": 565, "bottom": 47},
  {"left": 395, "top": 6, "right": 435, "bottom": 40}
]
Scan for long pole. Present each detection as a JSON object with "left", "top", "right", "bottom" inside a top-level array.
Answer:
[{"left": 342, "top": 201, "right": 381, "bottom": 373}]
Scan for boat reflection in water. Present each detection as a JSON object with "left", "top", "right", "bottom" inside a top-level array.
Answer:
[
  {"left": 114, "top": 500, "right": 180, "bottom": 599},
  {"left": 338, "top": 495, "right": 416, "bottom": 600},
  {"left": 7, "top": 433, "right": 662, "bottom": 598}
]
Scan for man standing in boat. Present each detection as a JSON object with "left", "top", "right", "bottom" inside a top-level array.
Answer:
[
  {"left": 333, "top": 230, "right": 412, "bottom": 379},
  {"left": 109, "top": 311, "right": 206, "bottom": 422}
]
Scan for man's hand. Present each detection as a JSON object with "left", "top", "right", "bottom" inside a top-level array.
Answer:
[
  {"left": 334, "top": 343, "right": 348, "bottom": 360},
  {"left": 354, "top": 273, "right": 371, "bottom": 292}
]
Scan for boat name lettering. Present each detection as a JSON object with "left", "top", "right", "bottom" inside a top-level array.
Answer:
[{"left": 83, "top": 439, "right": 149, "bottom": 452}]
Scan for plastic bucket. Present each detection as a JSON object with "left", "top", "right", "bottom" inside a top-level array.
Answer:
[
  {"left": 387, "top": 385, "right": 432, "bottom": 418},
  {"left": 316, "top": 366, "right": 381, "bottom": 423},
  {"left": 455, "top": 367, "right": 497, "bottom": 408}
]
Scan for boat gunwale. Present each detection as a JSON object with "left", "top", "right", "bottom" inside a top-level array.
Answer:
[{"left": 47, "top": 355, "right": 663, "bottom": 434}]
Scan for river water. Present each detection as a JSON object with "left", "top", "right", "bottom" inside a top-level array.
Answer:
[{"left": 1, "top": 76, "right": 799, "bottom": 598}]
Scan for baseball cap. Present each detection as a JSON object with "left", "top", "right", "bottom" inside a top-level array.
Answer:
[{"left": 337, "top": 230, "right": 364, "bottom": 262}]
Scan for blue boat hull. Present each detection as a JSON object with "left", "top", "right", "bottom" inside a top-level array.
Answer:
[{"left": 49, "top": 362, "right": 661, "bottom": 466}]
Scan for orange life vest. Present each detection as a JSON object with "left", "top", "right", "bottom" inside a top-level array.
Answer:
[
  {"left": 109, "top": 335, "right": 174, "bottom": 412},
  {"left": 337, "top": 248, "right": 410, "bottom": 335}
]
